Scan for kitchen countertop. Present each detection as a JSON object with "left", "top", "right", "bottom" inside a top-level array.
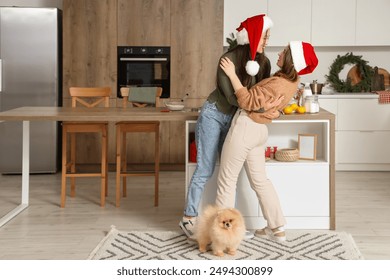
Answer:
[
  {"left": 315, "top": 92, "right": 379, "bottom": 99},
  {"left": 277, "top": 108, "right": 335, "bottom": 121}
]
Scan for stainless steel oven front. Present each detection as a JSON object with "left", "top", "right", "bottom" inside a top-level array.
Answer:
[{"left": 117, "top": 46, "right": 170, "bottom": 98}]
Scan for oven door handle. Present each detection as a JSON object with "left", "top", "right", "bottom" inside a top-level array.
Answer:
[{"left": 120, "top": 57, "right": 168, "bottom": 62}]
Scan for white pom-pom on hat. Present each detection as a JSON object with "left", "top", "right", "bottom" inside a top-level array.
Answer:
[{"left": 245, "top": 61, "right": 260, "bottom": 77}]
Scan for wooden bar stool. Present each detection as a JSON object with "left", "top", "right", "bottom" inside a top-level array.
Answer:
[
  {"left": 61, "top": 87, "right": 111, "bottom": 208},
  {"left": 115, "top": 87, "right": 162, "bottom": 207}
]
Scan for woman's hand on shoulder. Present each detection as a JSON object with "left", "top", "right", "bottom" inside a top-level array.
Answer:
[{"left": 220, "top": 57, "right": 236, "bottom": 78}]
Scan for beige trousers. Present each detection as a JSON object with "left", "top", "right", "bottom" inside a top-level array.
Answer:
[{"left": 216, "top": 109, "right": 286, "bottom": 229}]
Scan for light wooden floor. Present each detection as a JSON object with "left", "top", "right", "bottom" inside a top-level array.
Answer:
[{"left": 0, "top": 171, "right": 389, "bottom": 260}]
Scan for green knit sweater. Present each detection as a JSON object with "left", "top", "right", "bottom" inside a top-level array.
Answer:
[{"left": 207, "top": 50, "right": 270, "bottom": 115}]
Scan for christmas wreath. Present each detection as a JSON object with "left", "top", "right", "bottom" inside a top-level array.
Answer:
[{"left": 326, "top": 53, "right": 373, "bottom": 92}]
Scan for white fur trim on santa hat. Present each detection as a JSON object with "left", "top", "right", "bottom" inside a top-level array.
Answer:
[
  {"left": 290, "top": 41, "right": 306, "bottom": 73},
  {"left": 262, "top": 16, "right": 273, "bottom": 35},
  {"left": 236, "top": 29, "right": 249, "bottom": 45},
  {"left": 236, "top": 15, "right": 273, "bottom": 45},
  {"left": 245, "top": 60, "right": 260, "bottom": 76}
]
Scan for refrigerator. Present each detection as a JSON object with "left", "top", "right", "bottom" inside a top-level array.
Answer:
[{"left": 0, "top": 7, "right": 62, "bottom": 173}]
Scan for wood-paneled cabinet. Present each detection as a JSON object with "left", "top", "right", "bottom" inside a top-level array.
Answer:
[
  {"left": 63, "top": 0, "right": 223, "bottom": 166},
  {"left": 63, "top": 0, "right": 117, "bottom": 164},
  {"left": 169, "top": 0, "right": 223, "bottom": 163},
  {"left": 117, "top": 0, "right": 170, "bottom": 46}
]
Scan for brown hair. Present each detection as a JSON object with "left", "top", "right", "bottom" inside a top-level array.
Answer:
[
  {"left": 273, "top": 46, "right": 299, "bottom": 82},
  {"left": 226, "top": 44, "right": 271, "bottom": 87}
]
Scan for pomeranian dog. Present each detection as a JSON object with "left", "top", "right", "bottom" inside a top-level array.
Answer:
[{"left": 195, "top": 205, "right": 245, "bottom": 257}]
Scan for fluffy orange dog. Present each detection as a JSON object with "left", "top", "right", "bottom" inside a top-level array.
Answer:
[{"left": 195, "top": 205, "right": 245, "bottom": 257}]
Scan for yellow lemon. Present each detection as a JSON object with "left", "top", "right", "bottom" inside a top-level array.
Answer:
[
  {"left": 296, "top": 106, "right": 306, "bottom": 114},
  {"left": 283, "top": 106, "right": 293, "bottom": 114},
  {"left": 290, "top": 103, "right": 298, "bottom": 111}
]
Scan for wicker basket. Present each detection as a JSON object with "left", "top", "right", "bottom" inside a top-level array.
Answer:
[{"left": 275, "top": 148, "right": 299, "bottom": 162}]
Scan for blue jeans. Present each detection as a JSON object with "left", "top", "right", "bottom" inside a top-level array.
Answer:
[{"left": 184, "top": 101, "right": 234, "bottom": 217}]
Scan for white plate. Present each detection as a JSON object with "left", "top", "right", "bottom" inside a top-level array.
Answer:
[{"left": 165, "top": 101, "right": 185, "bottom": 111}]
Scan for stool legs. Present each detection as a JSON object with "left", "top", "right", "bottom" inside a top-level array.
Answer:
[
  {"left": 60, "top": 126, "right": 67, "bottom": 208},
  {"left": 61, "top": 124, "right": 108, "bottom": 208},
  {"left": 116, "top": 125, "right": 122, "bottom": 207},
  {"left": 154, "top": 127, "right": 159, "bottom": 206},
  {"left": 100, "top": 126, "right": 108, "bottom": 207},
  {"left": 115, "top": 123, "right": 160, "bottom": 208},
  {"left": 70, "top": 133, "right": 76, "bottom": 197},
  {"left": 122, "top": 133, "right": 127, "bottom": 197}
]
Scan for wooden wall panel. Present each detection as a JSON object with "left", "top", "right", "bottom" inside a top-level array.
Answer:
[
  {"left": 170, "top": 0, "right": 224, "bottom": 162},
  {"left": 117, "top": 0, "right": 170, "bottom": 46},
  {"left": 63, "top": 0, "right": 117, "bottom": 163},
  {"left": 62, "top": 0, "right": 223, "bottom": 166},
  {"left": 123, "top": 121, "right": 170, "bottom": 164},
  {"left": 63, "top": 0, "right": 117, "bottom": 93}
]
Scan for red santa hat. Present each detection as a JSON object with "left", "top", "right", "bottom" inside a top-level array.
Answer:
[
  {"left": 289, "top": 41, "right": 318, "bottom": 75},
  {"left": 236, "top": 14, "right": 273, "bottom": 76}
]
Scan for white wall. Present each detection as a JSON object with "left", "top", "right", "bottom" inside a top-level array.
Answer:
[{"left": 266, "top": 46, "right": 390, "bottom": 86}]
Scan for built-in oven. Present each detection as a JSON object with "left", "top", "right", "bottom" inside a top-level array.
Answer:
[{"left": 117, "top": 46, "right": 170, "bottom": 98}]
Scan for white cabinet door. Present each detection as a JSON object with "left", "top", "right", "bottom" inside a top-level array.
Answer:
[
  {"left": 188, "top": 163, "right": 329, "bottom": 220},
  {"left": 337, "top": 131, "right": 390, "bottom": 164},
  {"left": 266, "top": 164, "right": 329, "bottom": 216},
  {"left": 338, "top": 98, "right": 390, "bottom": 131},
  {"left": 267, "top": 0, "right": 311, "bottom": 46},
  {"left": 356, "top": 0, "right": 390, "bottom": 45},
  {"left": 312, "top": 0, "right": 356, "bottom": 46},
  {"left": 223, "top": 0, "right": 268, "bottom": 47}
]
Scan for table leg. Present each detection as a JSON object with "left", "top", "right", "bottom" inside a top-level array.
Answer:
[{"left": 0, "top": 120, "right": 30, "bottom": 227}]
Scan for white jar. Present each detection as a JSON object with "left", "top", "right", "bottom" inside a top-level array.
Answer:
[
  {"left": 304, "top": 95, "right": 320, "bottom": 113},
  {"left": 302, "top": 82, "right": 312, "bottom": 99}
]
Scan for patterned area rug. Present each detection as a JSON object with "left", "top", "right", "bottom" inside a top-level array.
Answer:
[{"left": 88, "top": 226, "right": 363, "bottom": 260}]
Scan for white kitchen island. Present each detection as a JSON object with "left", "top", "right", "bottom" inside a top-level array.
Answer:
[{"left": 185, "top": 109, "right": 336, "bottom": 230}]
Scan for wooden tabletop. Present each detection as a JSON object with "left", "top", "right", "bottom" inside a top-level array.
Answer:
[
  {"left": 0, "top": 106, "right": 199, "bottom": 122},
  {"left": 0, "top": 106, "right": 334, "bottom": 122}
]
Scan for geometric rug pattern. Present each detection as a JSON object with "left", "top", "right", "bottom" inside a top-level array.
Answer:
[{"left": 88, "top": 226, "right": 363, "bottom": 260}]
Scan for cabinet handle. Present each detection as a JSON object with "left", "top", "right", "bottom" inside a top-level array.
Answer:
[{"left": 359, "top": 131, "right": 375, "bottom": 133}]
